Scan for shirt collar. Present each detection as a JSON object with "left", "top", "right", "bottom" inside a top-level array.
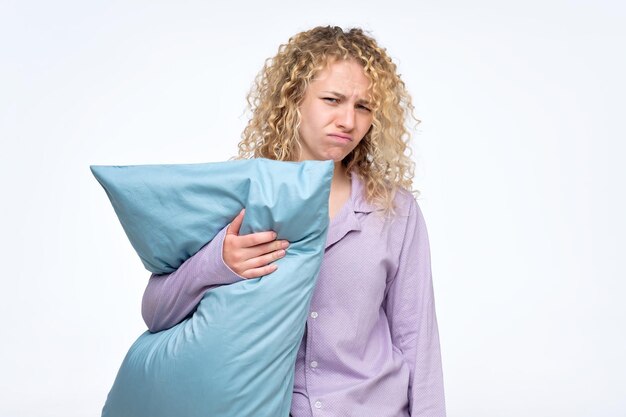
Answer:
[
  {"left": 350, "top": 172, "right": 378, "bottom": 214},
  {"left": 324, "top": 172, "right": 378, "bottom": 249}
]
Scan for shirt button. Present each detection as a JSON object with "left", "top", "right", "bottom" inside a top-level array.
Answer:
[
  {"left": 314, "top": 401, "right": 322, "bottom": 409},
  {"left": 310, "top": 361, "right": 318, "bottom": 368},
  {"left": 310, "top": 311, "right": 318, "bottom": 319}
]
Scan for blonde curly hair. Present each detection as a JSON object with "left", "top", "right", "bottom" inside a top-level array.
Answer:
[{"left": 237, "top": 26, "right": 419, "bottom": 213}]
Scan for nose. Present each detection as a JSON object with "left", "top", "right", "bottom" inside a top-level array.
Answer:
[{"left": 336, "top": 105, "right": 356, "bottom": 131}]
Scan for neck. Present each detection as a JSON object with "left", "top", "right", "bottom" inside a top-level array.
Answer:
[
  {"left": 327, "top": 161, "right": 352, "bottom": 220},
  {"left": 333, "top": 160, "right": 347, "bottom": 179}
]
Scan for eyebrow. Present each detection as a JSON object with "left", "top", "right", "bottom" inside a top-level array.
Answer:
[{"left": 321, "top": 90, "right": 371, "bottom": 106}]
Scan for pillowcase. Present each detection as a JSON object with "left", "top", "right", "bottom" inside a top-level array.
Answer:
[{"left": 91, "top": 158, "right": 333, "bottom": 417}]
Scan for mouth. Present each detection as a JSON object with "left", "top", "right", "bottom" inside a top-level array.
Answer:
[{"left": 328, "top": 133, "right": 353, "bottom": 142}]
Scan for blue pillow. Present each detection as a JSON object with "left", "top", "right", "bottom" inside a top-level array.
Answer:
[{"left": 91, "top": 158, "right": 333, "bottom": 417}]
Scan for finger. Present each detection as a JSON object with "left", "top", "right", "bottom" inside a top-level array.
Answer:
[
  {"left": 227, "top": 208, "right": 245, "bottom": 236},
  {"left": 241, "top": 249, "right": 287, "bottom": 270},
  {"left": 240, "top": 263, "right": 278, "bottom": 280},
  {"left": 244, "top": 239, "right": 289, "bottom": 259},
  {"left": 235, "top": 230, "right": 278, "bottom": 248}
]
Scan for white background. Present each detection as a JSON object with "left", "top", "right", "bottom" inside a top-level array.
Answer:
[{"left": 1, "top": 1, "right": 625, "bottom": 416}]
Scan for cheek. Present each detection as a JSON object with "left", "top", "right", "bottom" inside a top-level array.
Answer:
[
  {"left": 300, "top": 109, "right": 319, "bottom": 134},
  {"left": 298, "top": 108, "right": 314, "bottom": 135},
  {"left": 358, "top": 120, "right": 373, "bottom": 141},
  {"left": 350, "top": 124, "right": 372, "bottom": 153},
  {"left": 309, "top": 108, "right": 330, "bottom": 129},
  {"left": 359, "top": 113, "right": 373, "bottom": 131}
]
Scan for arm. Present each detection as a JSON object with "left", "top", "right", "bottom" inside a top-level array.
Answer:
[
  {"left": 383, "top": 199, "right": 447, "bottom": 417},
  {"left": 142, "top": 225, "right": 245, "bottom": 332}
]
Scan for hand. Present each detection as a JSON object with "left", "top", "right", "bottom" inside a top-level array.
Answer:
[{"left": 223, "top": 209, "right": 289, "bottom": 279}]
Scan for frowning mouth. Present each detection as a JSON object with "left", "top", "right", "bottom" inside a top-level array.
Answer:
[{"left": 328, "top": 133, "right": 353, "bottom": 141}]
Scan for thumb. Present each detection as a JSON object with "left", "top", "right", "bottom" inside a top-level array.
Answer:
[{"left": 227, "top": 208, "right": 245, "bottom": 236}]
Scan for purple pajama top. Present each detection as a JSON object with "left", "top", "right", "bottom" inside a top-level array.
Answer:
[{"left": 142, "top": 173, "right": 446, "bottom": 417}]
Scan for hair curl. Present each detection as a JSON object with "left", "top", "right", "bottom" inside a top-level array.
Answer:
[{"left": 236, "top": 26, "right": 419, "bottom": 213}]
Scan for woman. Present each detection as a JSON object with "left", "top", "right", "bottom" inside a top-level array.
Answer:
[{"left": 142, "top": 26, "right": 446, "bottom": 417}]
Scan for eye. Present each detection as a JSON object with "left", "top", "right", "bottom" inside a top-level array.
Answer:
[
  {"left": 357, "top": 104, "right": 371, "bottom": 112},
  {"left": 322, "top": 97, "right": 339, "bottom": 104}
]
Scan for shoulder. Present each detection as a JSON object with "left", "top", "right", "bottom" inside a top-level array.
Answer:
[
  {"left": 350, "top": 171, "right": 422, "bottom": 220},
  {"left": 388, "top": 188, "right": 429, "bottom": 245},
  {"left": 390, "top": 187, "right": 419, "bottom": 219}
]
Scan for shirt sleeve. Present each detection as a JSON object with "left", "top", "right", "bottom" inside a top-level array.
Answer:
[
  {"left": 383, "top": 198, "right": 447, "bottom": 417},
  {"left": 141, "top": 225, "right": 245, "bottom": 333}
]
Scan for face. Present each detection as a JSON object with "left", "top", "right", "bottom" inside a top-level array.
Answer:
[{"left": 297, "top": 59, "right": 374, "bottom": 163}]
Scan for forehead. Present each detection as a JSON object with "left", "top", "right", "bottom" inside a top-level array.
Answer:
[{"left": 309, "top": 59, "right": 371, "bottom": 96}]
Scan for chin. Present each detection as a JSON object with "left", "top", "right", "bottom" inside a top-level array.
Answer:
[{"left": 325, "top": 152, "right": 350, "bottom": 163}]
